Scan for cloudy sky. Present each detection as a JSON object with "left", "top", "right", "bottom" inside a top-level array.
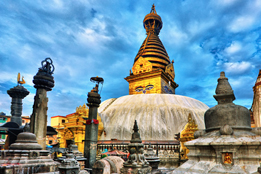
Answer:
[{"left": 1, "top": 0, "right": 261, "bottom": 125}]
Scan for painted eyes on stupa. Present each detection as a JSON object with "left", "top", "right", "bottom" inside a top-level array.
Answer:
[
  {"left": 135, "top": 86, "right": 144, "bottom": 92},
  {"left": 135, "top": 85, "right": 154, "bottom": 94}
]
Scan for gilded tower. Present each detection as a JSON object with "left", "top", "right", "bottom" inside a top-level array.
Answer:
[
  {"left": 125, "top": 5, "right": 178, "bottom": 95},
  {"left": 251, "top": 69, "right": 261, "bottom": 127}
]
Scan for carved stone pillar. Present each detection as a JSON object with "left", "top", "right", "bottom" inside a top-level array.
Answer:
[
  {"left": 30, "top": 58, "right": 54, "bottom": 149},
  {"left": 7, "top": 85, "right": 29, "bottom": 126},
  {"left": 84, "top": 91, "right": 101, "bottom": 169}
]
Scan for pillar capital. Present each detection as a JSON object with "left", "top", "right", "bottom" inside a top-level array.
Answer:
[{"left": 87, "top": 92, "right": 101, "bottom": 107}]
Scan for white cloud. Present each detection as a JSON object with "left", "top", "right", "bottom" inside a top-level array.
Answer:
[
  {"left": 224, "top": 61, "right": 254, "bottom": 75},
  {"left": 228, "top": 16, "right": 255, "bottom": 33},
  {"left": 225, "top": 41, "right": 241, "bottom": 54}
]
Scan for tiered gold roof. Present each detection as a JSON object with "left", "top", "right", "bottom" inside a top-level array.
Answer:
[
  {"left": 134, "top": 4, "right": 170, "bottom": 71},
  {"left": 125, "top": 4, "right": 178, "bottom": 95}
]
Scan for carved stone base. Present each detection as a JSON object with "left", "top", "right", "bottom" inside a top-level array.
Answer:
[{"left": 120, "top": 166, "right": 151, "bottom": 174}]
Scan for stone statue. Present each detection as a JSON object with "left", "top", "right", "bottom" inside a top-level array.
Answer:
[
  {"left": 126, "top": 147, "right": 137, "bottom": 165},
  {"left": 91, "top": 84, "right": 98, "bottom": 93},
  {"left": 23, "top": 123, "right": 30, "bottom": 132},
  {"left": 138, "top": 148, "right": 149, "bottom": 165}
]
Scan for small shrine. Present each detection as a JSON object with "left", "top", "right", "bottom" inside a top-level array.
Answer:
[
  {"left": 179, "top": 113, "right": 198, "bottom": 161},
  {"left": 120, "top": 120, "right": 151, "bottom": 174},
  {"left": 173, "top": 72, "right": 261, "bottom": 173},
  {"left": 0, "top": 125, "right": 59, "bottom": 173},
  {"left": 144, "top": 143, "right": 160, "bottom": 169}
]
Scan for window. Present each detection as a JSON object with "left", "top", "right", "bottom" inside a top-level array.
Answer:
[{"left": 62, "top": 119, "right": 65, "bottom": 123}]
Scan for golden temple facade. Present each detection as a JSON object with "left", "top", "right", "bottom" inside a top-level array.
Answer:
[
  {"left": 51, "top": 104, "right": 104, "bottom": 153},
  {"left": 125, "top": 5, "right": 178, "bottom": 95}
]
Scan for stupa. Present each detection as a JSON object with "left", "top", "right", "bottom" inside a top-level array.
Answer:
[
  {"left": 98, "top": 5, "right": 209, "bottom": 141},
  {"left": 0, "top": 125, "right": 59, "bottom": 173},
  {"left": 120, "top": 120, "right": 151, "bottom": 174},
  {"left": 173, "top": 72, "right": 261, "bottom": 173}
]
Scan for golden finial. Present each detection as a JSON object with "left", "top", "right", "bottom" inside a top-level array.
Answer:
[
  {"left": 151, "top": 4, "right": 157, "bottom": 14},
  {"left": 17, "top": 73, "right": 26, "bottom": 85}
]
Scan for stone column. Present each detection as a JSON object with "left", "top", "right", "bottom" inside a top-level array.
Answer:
[
  {"left": 84, "top": 91, "right": 101, "bottom": 169},
  {"left": 7, "top": 85, "right": 29, "bottom": 126},
  {"left": 30, "top": 58, "right": 54, "bottom": 150}
]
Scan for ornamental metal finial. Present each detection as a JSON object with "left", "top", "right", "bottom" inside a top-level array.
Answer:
[
  {"left": 40, "top": 58, "right": 55, "bottom": 75},
  {"left": 90, "top": 76, "right": 104, "bottom": 94},
  {"left": 17, "top": 72, "right": 26, "bottom": 85},
  {"left": 150, "top": 4, "right": 157, "bottom": 14}
]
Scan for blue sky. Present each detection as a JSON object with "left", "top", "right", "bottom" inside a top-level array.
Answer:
[{"left": 1, "top": 0, "right": 261, "bottom": 125}]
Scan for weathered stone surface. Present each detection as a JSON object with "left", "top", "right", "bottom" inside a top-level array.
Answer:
[
  {"left": 220, "top": 124, "right": 233, "bottom": 135},
  {"left": 93, "top": 156, "right": 124, "bottom": 174}
]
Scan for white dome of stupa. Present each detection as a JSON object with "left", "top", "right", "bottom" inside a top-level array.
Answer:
[{"left": 98, "top": 94, "right": 209, "bottom": 141}]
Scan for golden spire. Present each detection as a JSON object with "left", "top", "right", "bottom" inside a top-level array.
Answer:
[
  {"left": 134, "top": 4, "right": 170, "bottom": 71},
  {"left": 125, "top": 5, "right": 178, "bottom": 95},
  {"left": 151, "top": 4, "right": 157, "bottom": 13}
]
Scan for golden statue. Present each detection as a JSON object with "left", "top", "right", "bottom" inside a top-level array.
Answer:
[
  {"left": 91, "top": 84, "right": 98, "bottom": 93},
  {"left": 224, "top": 153, "right": 232, "bottom": 164},
  {"left": 17, "top": 73, "right": 26, "bottom": 85}
]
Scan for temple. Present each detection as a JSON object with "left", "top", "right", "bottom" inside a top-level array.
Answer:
[
  {"left": 125, "top": 4, "right": 178, "bottom": 95},
  {"left": 51, "top": 104, "right": 104, "bottom": 153}
]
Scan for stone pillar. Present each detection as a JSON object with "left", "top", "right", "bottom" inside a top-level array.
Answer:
[
  {"left": 84, "top": 91, "right": 101, "bottom": 169},
  {"left": 7, "top": 85, "right": 29, "bottom": 126},
  {"left": 30, "top": 58, "right": 55, "bottom": 150}
]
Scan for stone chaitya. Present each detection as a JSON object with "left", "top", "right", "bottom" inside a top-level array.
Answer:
[
  {"left": 0, "top": 124, "right": 59, "bottom": 173},
  {"left": 144, "top": 143, "right": 160, "bottom": 169},
  {"left": 120, "top": 120, "right": 151, "bottom": 174},
  {"left": 173, "top": 72, "right": 261, "bottom": 173}
]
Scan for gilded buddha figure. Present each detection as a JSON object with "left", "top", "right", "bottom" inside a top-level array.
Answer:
[{"left": 224, "top": 153, "right": 232, "bottom": 164}]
